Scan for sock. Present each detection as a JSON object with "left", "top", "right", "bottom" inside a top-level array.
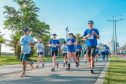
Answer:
[
  {"left": 76, "top": 61, "right": 78, "bottom": 64},
  {"left": 64, "top": 63, "right": 65, "bottom": 65},
  {"left": 68, "top": 63, "right": 70, "bottom": 68},
  {"left": 30, "top": 62, "right": 32, "bottom": 65},
  {"left": 23, "top": 71, "right": 25, "bottom": 73}
]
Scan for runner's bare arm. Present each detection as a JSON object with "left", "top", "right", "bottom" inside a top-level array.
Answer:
[{"left": 18, "top": 42, "right": 21, "bottom": 45}]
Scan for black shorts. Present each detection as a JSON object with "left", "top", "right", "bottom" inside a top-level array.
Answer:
[
  {"left": 76, "top": 52, "right": 81, "bottom": 57},
  {"left": 20, "top": 52, "right": 30, "bottom": 61},
  {"left": 63, "top": 53, "right": 67, "bottom": 57},
  {"left": 86, "top": 46, "right": 96, "bottom": 57},
  {"left": 37, "top": 52, "right": 43, "bottom": 56},
  {"left": 51, "top": 50, "right": 58, "bottom": 57},
  {"left": 84, "top": 51, "right": 86, "bottom": 55}
]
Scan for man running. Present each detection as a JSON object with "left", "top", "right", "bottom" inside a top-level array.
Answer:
[
  {"left": 82, "top": 42, "right": 87, "bottom": 64},
  {"left": 83, "top": 21, "right": 100, "bottom": 74},
  {"left": 66, "top": 33, "right": 78, "bottom": 70},
  {"left": 75, "top": 41, "right": 82, "bottom": 65},
  {"left": 49, "top": 34, "right": 61, "bottom": 71},
  {"left": 105, "top": 44, "right": 110, "bottom": 61},
  {"left": 61, "top": 41, "right": 68, "bottom": 67},
  {"left": 34, "top": 38, "right": 45, "bottom": 68},
  {"left": 101, "top": 45, "right": 106, "bottom": 61},
  {"left": 18, "top": 28, "right": 35, "bottom": 77}
]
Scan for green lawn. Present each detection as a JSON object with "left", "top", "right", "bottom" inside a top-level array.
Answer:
[
  {"left": 0, "top": 55, "right": 64, "bottom": 66},
  {"left": 104, "top": 56, "right": 126, "bottom": 84}
]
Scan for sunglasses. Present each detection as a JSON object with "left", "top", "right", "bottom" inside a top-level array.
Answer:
[{"left": 88, "top": 23, "right": 93, "bottom": 24}]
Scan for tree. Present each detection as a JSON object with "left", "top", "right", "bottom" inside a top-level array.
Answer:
[
  {"left": 3, "top": 0, "right": 50, "bottom": 57},
  {"left": 0, "top": 31, "right": 5, "bottom": 56},
  {"left": 76, "top": 33, "right": 85, "bottom": 45}
]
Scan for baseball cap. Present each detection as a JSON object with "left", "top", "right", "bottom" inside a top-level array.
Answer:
[
  {"left": 68, "top": 33, "right": 73, "bottom": 36},
  {"left": 52, "top": 34, "right": 57, "bottom": 36},
  {"left": 22, "top": 28, "right": 29, "bottom": 31}
]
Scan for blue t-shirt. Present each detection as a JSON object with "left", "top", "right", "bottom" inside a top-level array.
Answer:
[
  {"left": 75, "top": 45, "right": 82, "bottom": 52},
  {"left": 67, "top": 38, "right": 76, "bottom": 50},
  {"left": 83, "top": 28, "right": 99, "bottom": 46},
  {"left": 83, "top": 45, "right": 86, "bottom": 51},
  {"left": 49, "top": 39, "right": 60, "bottom": 50},
  {"left": 106, "top": 46, "right": 109, "bottom": 52}
]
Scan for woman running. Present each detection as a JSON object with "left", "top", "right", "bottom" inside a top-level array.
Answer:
[
  {"left": 61, "top": 41, "right": 68, "bottom": 67},
  {"left": 75, "top": 41, "right": 82, "bottom": 65},
  {"left": 66, "top": 33, "right": 78, "bottom": 70},
  {"left": 34, "top": 38, "right": 45, "bottom": 68}
]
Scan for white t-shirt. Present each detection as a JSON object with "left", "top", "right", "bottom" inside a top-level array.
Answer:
[
  {"left": 20, "top": 35, "right": 35, "bottom": 54},
  {"left": 101, "top": 47, "right": 106, "bottom": 52},
  {"left": 61, "top": 45, "right": 68, "bottom": 53},
  {"left": 120, "top": 50, "right": 123, "bottom": 53},
  {"left": 36, "top": 43, "right": 44, "bottom": 53}
]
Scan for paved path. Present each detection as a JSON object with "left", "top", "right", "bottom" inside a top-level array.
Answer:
[{"left": 0, "top": 57, "right": 109, "bottom": 84}]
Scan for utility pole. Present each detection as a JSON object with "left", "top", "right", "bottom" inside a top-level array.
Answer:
[
  {"left": 66, "top": 26, "right": 69, "bottom": 41},
  {"left": 107, "top": 16, "right": 123, "bottom": 59}
]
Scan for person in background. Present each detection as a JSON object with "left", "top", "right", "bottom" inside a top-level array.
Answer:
[
  {"left": 101, "top": 45, "right": 106, "bottom": 61},
  {"left": 75, "top": 41, "right": 82, "bottom": 66},
  {"left": 34, "top": 38, "right": 45, "bottom": 68},
  {"left": 82, "top": 42, "right": 87, "bottom": 64},
  {"left": 61, "top": 41, "right": 68, "bottom": 67}
]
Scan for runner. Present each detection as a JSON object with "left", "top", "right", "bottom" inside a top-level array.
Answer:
[
  {"left": 34, "top": 38, "right": 45, "bottom": 68},
  {"left": 101, "top": 45, "right": 106, "bottom": 61},
  {"left": 18, "top": 28, "right": 35, "bottom": 77},
  {"left": 98, "top": 50, "right": 101, "bottom": 58},
  {"left": 49, "top": 34, "right": 61, "bottom": 71},
  {"left": 75, "top": 41, "right": 82, "bottom": 65},
  {"left": 66, "top": 33, "right": 78, "bottom": 70},
  {"left": 83, "top": 21, "right": 100, "bottom": 74},
  {"left": 82, "top": 42, "right": 87, "bottom": 64},
  {"left": 105, "top": 44, "right": 110, "bottom": 61},
  {"left": 95, "top": 46, "right": 99, "bottom": 61},
  {"left": 61, "top": 41, "right": 68, "bottom": 67},
  {"left": 119, "top": 48, "right": 124, "bottom": 58}
]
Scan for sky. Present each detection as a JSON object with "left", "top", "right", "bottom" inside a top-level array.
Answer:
[{"left": 0, "top": 0, "right": 126, "bottom": 53}]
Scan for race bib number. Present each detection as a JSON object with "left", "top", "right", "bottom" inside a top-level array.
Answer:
[
  {"left": 63, "top": 50, "right": 67, "bottom": 53},
  {"left": 24, "top": 51, "right": 30, "bottom": 54},
  {"left": 87, "top": 35, "right": 93, "bottom": 39},
  {"left": 67, "top": 41, "right": 72, "bottom": 45},
  {"left": 52, "top": 44, "right": 57, "bottom": 47}
]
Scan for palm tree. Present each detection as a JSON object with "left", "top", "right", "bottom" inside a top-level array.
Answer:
[{"left": 0, "top": 31, "right": 5, "bottom": 56}]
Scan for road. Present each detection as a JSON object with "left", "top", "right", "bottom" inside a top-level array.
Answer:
[{"left": 0, "top": 57, "right": 109, "bottom": 84}]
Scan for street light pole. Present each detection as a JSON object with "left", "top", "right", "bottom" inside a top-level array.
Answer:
[
  {"left": 115, "top": 20, "right": 118, "bottom": 59},
  {"left": 113, "top": 16, "right": 115, "bottom": 56},
  {"left": 66, "top": 26, "right": 69, "bottom": 41}
]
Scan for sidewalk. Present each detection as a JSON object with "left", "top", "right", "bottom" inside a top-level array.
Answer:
[{"left": 0, "top": 57, "right": 110, "bottom": 84}]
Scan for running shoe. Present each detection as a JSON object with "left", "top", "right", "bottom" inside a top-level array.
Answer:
[
  {"left": 76, "top": 64, "right": 79, "bottom": 67},
  {"left": 20, "top": 73, "right": 26, "bottom": 77},
  {"left": 57, "top": 63, "right": 59, "bottom": 68},
  {"left": 36, "top": 66, "right": 39, "bottom": 68},
  {"left": 91, "top": 69, "right": 94, "bottom": 74},
  {"left": 51, "top": 68, "right": 55, "bottom": 72},
  {"left": 42, "top": 64, "right": 44, "bottom": 67},
  {"left": 63, "top": 64, "right": 65, "bottom": 67},
  {"left": 66, "top": 68, "right": 70, "bottom": 71},
  {"left": 30, "top": 61, "right": 33, "bottom": 69}
]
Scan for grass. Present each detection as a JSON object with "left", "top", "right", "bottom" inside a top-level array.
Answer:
[
  {"left": 0, "top": 55, "right": 64, "bottom": 66},
  {"left": 104, "top": 56, "right": 126, "bottom": 84}
]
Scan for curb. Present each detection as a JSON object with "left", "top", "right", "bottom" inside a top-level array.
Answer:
[{"left": 94, "top": 57, "right": 110, "bottom": 84}]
